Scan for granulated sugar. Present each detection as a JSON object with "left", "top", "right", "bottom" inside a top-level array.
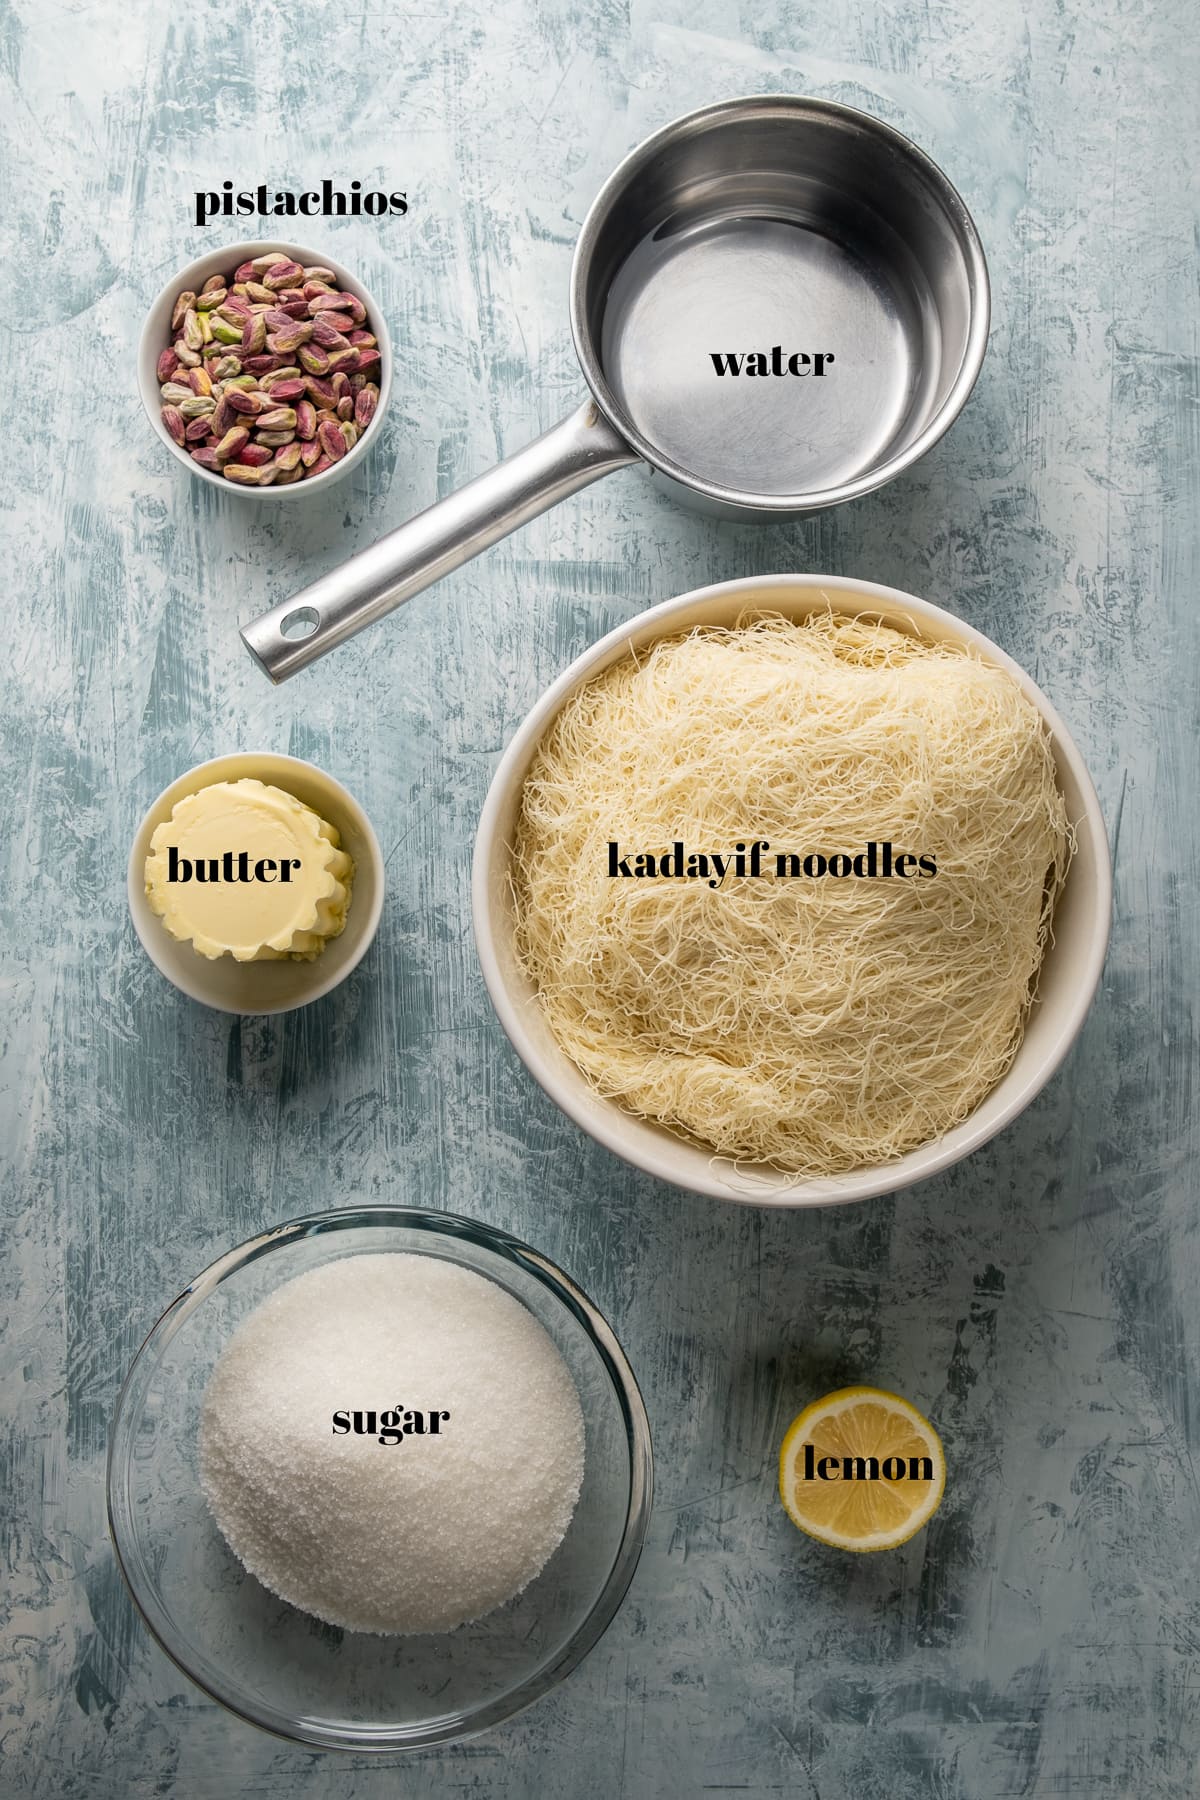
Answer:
[{"left": 198, "top": 1253, "right": 585, "bottom": 1635}]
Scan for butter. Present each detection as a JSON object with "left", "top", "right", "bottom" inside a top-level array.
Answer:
[{"left": 145, "top": 779, "right": 355, "bottom": 962}]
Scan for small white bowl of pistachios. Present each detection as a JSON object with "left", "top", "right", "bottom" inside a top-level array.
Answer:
[{"left": 138, "top": 240, "right": 392, "bottom": 497}]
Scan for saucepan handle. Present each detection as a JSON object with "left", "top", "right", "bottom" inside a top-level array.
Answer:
[{"left": 240, "top": 400, "right": 637, "bottom": 682}]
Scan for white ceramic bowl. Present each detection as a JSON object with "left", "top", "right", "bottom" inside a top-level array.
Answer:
[
  {"left": 472, "top": 575, "right": 1112, "bottom": 1208},
  {"left": 137, "top": 240, "right": 392, "bottom": 498},
  {"left": 129, "top": 753, "right": 384, "bottom": 1014}
]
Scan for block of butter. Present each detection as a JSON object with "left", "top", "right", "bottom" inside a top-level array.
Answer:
[{"left": 144, "top": 778, "right": 355, "bottom": 962}]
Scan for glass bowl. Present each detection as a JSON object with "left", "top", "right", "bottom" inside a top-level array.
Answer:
[{"left": 107, "top": 1207, "right": 652, "bottom": 1751}]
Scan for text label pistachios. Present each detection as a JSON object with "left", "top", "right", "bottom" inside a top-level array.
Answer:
[{"left": 195, "top": 180, "right": 408, "bottom": 227}]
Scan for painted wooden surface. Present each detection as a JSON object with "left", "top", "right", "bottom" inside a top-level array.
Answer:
[{"left": 2, "top": 0, "right": 1197, "bottom": 1793}]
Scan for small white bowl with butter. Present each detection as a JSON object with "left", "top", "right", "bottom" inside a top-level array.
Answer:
[{"left": 128, "top": 753, "right": 384, "bottom": 1013}]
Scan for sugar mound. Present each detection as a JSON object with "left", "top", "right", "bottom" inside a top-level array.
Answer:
[
  {"left": 512, "top": 610, "right": 1074, "bottom": 1174},
  {"left": 199, "top": 1254, "right": 585, "bottom": 1635}
]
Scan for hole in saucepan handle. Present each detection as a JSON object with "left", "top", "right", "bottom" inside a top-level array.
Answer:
[{"left": 280, "top": 607, "right": 320, "bottom": 641}]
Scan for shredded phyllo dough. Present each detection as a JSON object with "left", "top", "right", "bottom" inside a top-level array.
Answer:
[{"left": 512, "top": 610, "right": 1074, "bottom": 1174}]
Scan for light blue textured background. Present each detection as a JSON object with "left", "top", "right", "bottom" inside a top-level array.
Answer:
[{"left": 2, "top": 0, "right": 1198, "bottom": 1794}]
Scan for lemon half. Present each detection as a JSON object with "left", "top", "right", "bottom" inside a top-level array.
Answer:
[{"left": 778, "top": 1386, "right": 946, "bottom": 1552}]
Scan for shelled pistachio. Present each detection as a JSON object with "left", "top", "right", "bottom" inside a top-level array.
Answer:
[{"left": 157, "top": 254, "right": 383, "bottom": 482}]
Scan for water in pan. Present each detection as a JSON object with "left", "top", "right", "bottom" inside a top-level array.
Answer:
[{"left": 600, "top": 209, "right": 942, "bottom": 499}]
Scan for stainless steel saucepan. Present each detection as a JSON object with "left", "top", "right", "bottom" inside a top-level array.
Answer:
[{"left": 242, "top": 94, "right": 990, "bottom": 682}]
